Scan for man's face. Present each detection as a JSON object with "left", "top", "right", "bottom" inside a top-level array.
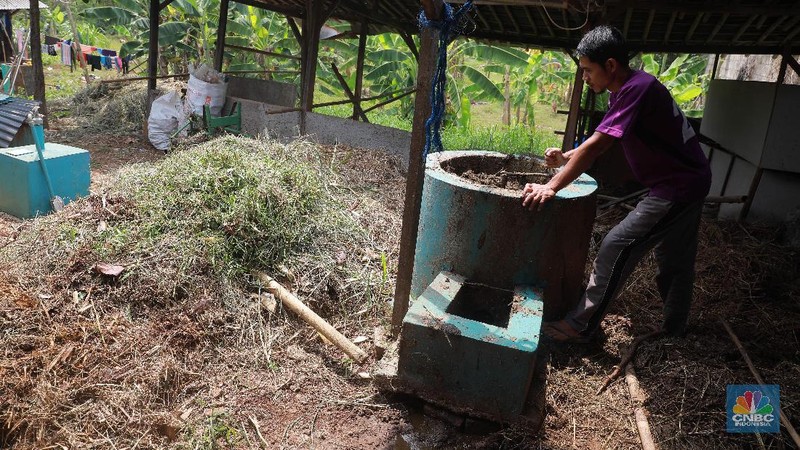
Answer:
[{"left": 579, "top": 56, "right": 612, "bottom": 93}]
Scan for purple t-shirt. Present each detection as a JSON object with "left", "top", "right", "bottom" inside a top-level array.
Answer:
[{"left": 595, "top": 70, "right": 711, "bottom": 202}]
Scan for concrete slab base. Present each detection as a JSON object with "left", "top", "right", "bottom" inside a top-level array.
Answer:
[{"left": 374, "top": 271, "right": 547, "bottom": 428}]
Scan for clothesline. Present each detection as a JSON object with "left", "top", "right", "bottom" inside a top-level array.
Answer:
[{"left": 38, "top": 33, "right": 132, "bottom": 74}]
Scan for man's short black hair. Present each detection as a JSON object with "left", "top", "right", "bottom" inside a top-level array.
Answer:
[{"left": 576, "top": 25, "right": 629, "bottom": 67}]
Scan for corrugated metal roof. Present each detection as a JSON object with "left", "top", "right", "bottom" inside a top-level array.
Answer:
[
  {"left": 0, "top": 1, "right": 46, "bottom": 10},
  {"left": 0, "top": 95, "right": 37, "bottom": 148}
]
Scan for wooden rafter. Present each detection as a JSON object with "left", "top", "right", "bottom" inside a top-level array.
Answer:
[
  {"left": 782, "top": 22, "right": 800, "bottom": 45},
  {"left": 523, "top": 6, "right": 538, "bottom": 36},
  {"left": 663, "top": 11, "right": 677, "bottom": 43},
  {"left": 561, "top": 9, "right": 570, "bottom": 38},
  {"left": 537, "top": 6, "right": 555, "bottom": 37},
  {"left": 400, "top": 32, "right": 420, "bottom": 62},
  {"left": 626, "top": 1, "right": 800, "bottom": 15},
  {"left": 756, "top": 16, "right": 787, "bottom": 44},
  {"left": 475, "top": 10, "right": 492, "bottom": 30},
  {"left": 685, "top": 12, "right": 704, "bottom": 42},
  {"left": 732, "top": 15, "right": 757, "bottom": 43},
  {"left": 489, "top": 6, "right": 506, "bottom": 34},
  {"left": 505, "top": 5, "right": 521, "bottom": 35},
  {"left": 226, "top": 44, "right": 301, "bottom": 60},
  {"left": 234, "top": 0, "right": 301, "bottom": 17},
  {"left": 286, "top": 16, "right": 303, "bottom": 45},
  {"left": 622, "top": 7, "right": 632, "bottom": 38},
  {"left": 755, "top": 15, "right": 767, "bottom": 30},
  {"left": 642, "top": 9, "right": 655, "bottom": 42},
  {"left": 705, "top": 12, "right": 728, "bottom": 43}
]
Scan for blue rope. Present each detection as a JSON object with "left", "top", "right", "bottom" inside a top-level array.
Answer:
[{"left": 418, "top": 0, "right": 475, "bottom": 161}]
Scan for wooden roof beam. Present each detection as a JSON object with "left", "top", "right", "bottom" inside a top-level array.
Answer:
[
  {"left": 685, "top": 12, "right": 704, "bottom": 42},
  {"left": 732, "top": 15, "right": 757, "bottom": 43},
  {"left": 537, "top": 7, "right": 555, "bottom": 37},
  {"left": 622, "top": 8, "right": 632, "bottom": 38},
  {"left": 627, "top": 2, "right": 800, "bottom": 15},
  {"left": 234, "top": 0, "right": 302, "bottom": 17},
  {"left": 663, "top": 11, "right": 677, "bottom": 43},
  {"left": 489, "top": 6, "right": 507, "bottom": 34},
  {"left": 642, "top": 9, "right": 655, "bottom": 42},
  {"left": 706, "top": 12, "right": 729, "bottom": 44},
  {"left": 475, "top": 10, "right": 491, "bottom": 31},
  {"left": 756, "top": 16, "right": 787, "bottom": 44},
  {"left": 505, "top": 5, "right": 521, "bottom": 35},
  {"left": 781, "top": 21, "right": 800, "bottom": 45},
  {"left": 523, "top": 6, "right": 538, "bottom": 36}
]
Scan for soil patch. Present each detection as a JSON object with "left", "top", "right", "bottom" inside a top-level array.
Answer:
[{"left": 441, "top": 153, "right": 553, "bottom": 189}]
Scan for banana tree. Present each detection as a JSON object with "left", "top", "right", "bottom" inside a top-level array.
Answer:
[
  {"left": 223, "top": 3, "right": 300, "bottom": 80},
  {"left": 81, "top": 0, "right": 193, "bottom": 64},
  {"left": 641, "top": 53, "right": 708, "bottom": 116}
]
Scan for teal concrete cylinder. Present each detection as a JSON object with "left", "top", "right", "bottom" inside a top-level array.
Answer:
[{"left": 410, "top": 150, "right": 598, "bottom": 320}]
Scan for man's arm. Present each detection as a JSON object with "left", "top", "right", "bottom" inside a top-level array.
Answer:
[{"left": 522, "top": 131, "right": 617, "bottom": 210}]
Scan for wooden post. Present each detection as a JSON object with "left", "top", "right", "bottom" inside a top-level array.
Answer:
[
  {"left": 300, "top": 0, "right": 323, "bottom": 134},
  {"left": 391, "top": 0, "right": 443, "bottom": 336},
  {"left": 711, "top": 53, "right": 720, "bottom": 79},
  {"left": 29, "top": 0, "right": 47, "bottom": 128},
  {"left": 63, "top": 0, "right": 89, "bottom": 85},
  {"left": 147, "top": 0, "right": 160, "bottom": 116},
  {"left": 739, "top": 55, "right": 787, "bottom": 221},
  {"left": 331, "top": 63, "right": 369, "bottom": 122},
  {"left": 213, "top": 0, "right": 229, "bottom": 72},
  {"left": 562, "top": 61, "right": 584, "bottom": 151},
  {"left": 353, "top": 21, "right": 368, "bottom": 120}
]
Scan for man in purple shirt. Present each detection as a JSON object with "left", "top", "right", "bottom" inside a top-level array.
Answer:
[{"left": 522, "top": 26, "right": 712, "bottom": 343}]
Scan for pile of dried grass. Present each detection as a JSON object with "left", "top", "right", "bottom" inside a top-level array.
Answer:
[
  {"left": 0, "top": 136, "right": 401, "bottom": 448},
  {"left": 69, "top": 80, "right": 186, "bottom": 134}
]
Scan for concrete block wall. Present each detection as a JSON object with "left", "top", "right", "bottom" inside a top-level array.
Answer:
[{"left": 229, "top": 96, "right": 411, "bottom": 170}]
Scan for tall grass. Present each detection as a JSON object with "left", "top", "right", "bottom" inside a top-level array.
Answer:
[
  {"left": 441, "top": 124, "right": 558, "bottom": 156},
  {"left": 314, "top": 101, "right": 560, "bottom": 156}
]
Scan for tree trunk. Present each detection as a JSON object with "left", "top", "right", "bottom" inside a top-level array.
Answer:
[
  {"left": 29, "top": 0, "right": 48, "bottom": 127},
  {"left": 63, "top": 0, "right": 90, "bottom": 85}
]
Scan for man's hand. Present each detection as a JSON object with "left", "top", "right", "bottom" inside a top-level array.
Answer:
[
  {"left": 544, "top": 148, "right": 568, "bottom": 168},
  {"left": 522, "top": 183, "right": 556, "bottom": 211}
]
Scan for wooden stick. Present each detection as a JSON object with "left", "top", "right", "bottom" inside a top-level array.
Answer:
[
  {"left": 626, "top": 364, "right": 657, "bottom": 450},
  {"left": 100, "top": 74, "right": 190, "bottom": 84},
  {"left": 597, "top": 188, "right": 649, "bottom": 210},
  {"left": 254, "top": 271, "right": 367, "bottom": 362},
  {"left": 722, "top": 320, "right": 800, "bottom": 448},
  {"left": 704, "top": 195, "right": 747, "bottom": 204},
  {"left": 597, "top": 329, "right": 665, "bottom": 395},
  {"left": 249, "top": 416, "right": 269, "bottom": 449}
]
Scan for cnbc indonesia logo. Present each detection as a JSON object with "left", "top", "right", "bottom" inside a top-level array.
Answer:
[{"left": 727, "top": 385, "right": 780, "bottom": 433}]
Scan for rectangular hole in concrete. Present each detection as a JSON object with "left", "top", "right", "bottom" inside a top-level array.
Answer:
[{"left": 446, "top": 283, "right": 512, "bottom": 328}]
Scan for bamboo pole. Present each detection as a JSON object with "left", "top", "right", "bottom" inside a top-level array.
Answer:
[
  {"left": 722, "top": 320, "right": 800, "bottom": 448},
  {"left": 254, "top": 272, "right": 367, "bottom": 363},
  {"left": 626, "top": 365, "right": 657, "bottom": 450}
]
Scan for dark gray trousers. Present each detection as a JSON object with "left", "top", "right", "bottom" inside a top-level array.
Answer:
[{"left": 565, "top": 195, "right": 704, "bottom": 336}]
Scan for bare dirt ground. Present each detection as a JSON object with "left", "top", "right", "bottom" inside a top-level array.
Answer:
[{"left": 1, "top": 112, "right": 799, "bottom": 449}]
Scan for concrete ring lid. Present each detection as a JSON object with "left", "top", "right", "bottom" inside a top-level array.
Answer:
[{"left": 425, "top": 150, "right": 597, "bottom": 200}]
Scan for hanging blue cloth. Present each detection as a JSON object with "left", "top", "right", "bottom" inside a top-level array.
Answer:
[{"left": 418, "top": 0, "right": 475, "bottom": 161}]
